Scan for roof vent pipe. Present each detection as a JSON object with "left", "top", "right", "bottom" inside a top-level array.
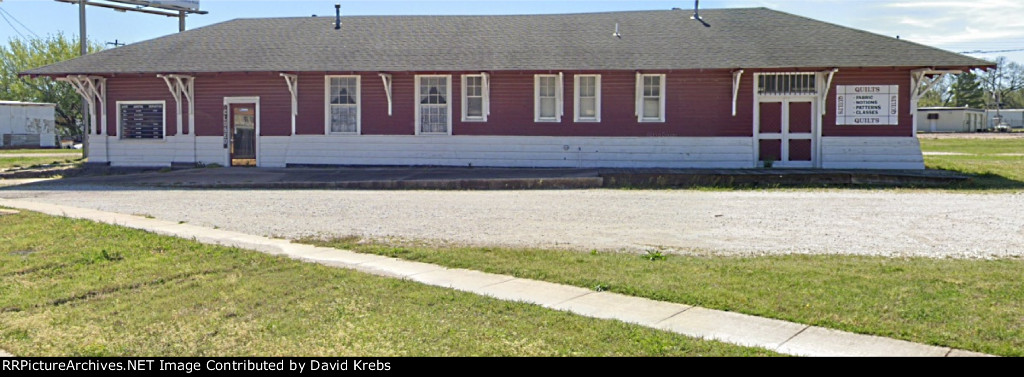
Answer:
[{"left": 334, "top": 3, "right": 341, "bottom": 30}]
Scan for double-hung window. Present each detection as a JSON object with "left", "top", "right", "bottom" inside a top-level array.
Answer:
[
  {"left": 535, "top": 74, "right": 563, "bottom": 122},
  {"left": 574, "top": 74, "right": 601, "bottom": 122},
  {"left": 326, "top": 75, "right": 360, "bottom": 134},
  {"left": 636, "top": 73, "right": 666, "bottom": 122},
  {"left": 461, "top": 74, "right": 489, "bottom": 122},
  {"left": 416, "top": 75, "right": 452, "bottom": 135},
  {"left": 118, "top": 101, "right": 166, "bottom": 140}
]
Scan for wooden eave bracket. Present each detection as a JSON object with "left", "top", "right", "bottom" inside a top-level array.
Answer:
[
  {"left": 59, "top": 75, "right": 106, "bottom": 135},
  {"left": 379, "top": 73, "right": 393, "bottom": 116},
  {"left": 910, "top": 68, "right": 961, "bottom": 115},
  {"left": 557, "top": 72, "right": 565, "bottom": 118},
  {"left": 280, "top": 73, "right": 299, "bottom": 135},
  {"left": 158, "top": 74, "right": 195, "bottom": 135},
  {"left": 820, "top": 68, "right": 839, "bottom": 115},
  {"left": 731, "top": 69, "right": 744, "bottom": 116},
  {"left": 280, "top": 73, "right": 298, "bottom": 117},
  {"left": 481, "top": 72, "right": 491, "bottom": 116}
]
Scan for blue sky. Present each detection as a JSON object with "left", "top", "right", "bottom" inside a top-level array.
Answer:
[{"left": 0, "top": 0, "right": 1022, "bottom": 64}]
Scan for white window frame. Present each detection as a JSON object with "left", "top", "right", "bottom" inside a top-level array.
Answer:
[
  {"left": 535, "top": 73, "right": 563, "bottom": 122},
  {"left": 636, "top": 73, "right": 666, "bottom": 123},
  {"left": 324, "top": 75, "right": 361, "bottom": 135},
  {"left": 461, "top": 73, "right": 489, "bottom": 122},
  {"left": 116, "top": 100, "right": 166, "bottom": 141},
  {"left": 574, "top": 74, "right": 601, "bottom": 122},
  {"left": 415, "top": 74, "right": 453, "bottom": 135}
]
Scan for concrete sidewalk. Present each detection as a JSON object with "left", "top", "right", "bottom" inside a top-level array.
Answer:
[{"left": 0, "top": 199, "right": 992, "bottom": 357}]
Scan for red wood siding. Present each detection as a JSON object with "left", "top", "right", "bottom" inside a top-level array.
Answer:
[
  {"left": 103, "top": 77, "right": 178, "bottom": 137},
  {"left": 447, "top": 70, "right": 752, "bottom": 137},
  {"left": 296, "top": 70, "right": 755, "bottom": 137},
  {"left": 97, "top": 67, "right": 914, "bottom": 139},
  {"left": 821, "top": 69, "right": 913, "bottom": 137},
  {"left": 193, "top": 73, "right": 291, "bottom": 137}
]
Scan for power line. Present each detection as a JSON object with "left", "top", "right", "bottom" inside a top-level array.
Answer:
[
  {"left": 960, "top": 48, "right": 1024, "bottom": 54},
  {"left": 0, "top": 8, "right": 26, "bottom": 40},
  {"left": 0, "top": 6, "right": 39, "bottom": 39}
]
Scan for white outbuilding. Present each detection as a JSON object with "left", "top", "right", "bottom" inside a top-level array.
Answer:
[
  {"left": 916, "top": 107, "right": 986, "bottom": 133},
  {"left": 0, "top": 100, "right": 57, "bottom": 148}
]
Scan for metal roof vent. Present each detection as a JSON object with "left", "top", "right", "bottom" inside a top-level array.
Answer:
[{"left": 334, "top": 3, "right": 342, "bottom": 30}]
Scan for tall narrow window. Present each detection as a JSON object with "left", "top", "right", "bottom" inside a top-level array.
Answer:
[
  {"left": 637, "top": 74, "right": 666, "bottom": 122},
  {"left": 574, "top": 75, "right": 601, "bottom": 122},
  {"left": 462, "top": 74, "right": 489, "bottom": 122},
  {"left": 326, "top": 76, "right": 360, "bottom": 134},
  {"left": 535, "top": 74, "right": 562, "bottom": 122},
  {"left": 416, "top": 75, "right": 451, "bottom": 134}
]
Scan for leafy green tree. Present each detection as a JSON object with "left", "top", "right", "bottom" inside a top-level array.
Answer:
[
  {"left": 0, "top": 33, "right": 103, "bottom": 138},
  {"left": 917, "top": 74, "right": 951, "bottom": 108},
  {"left": 979, "top": 56, "right": 1024, "bottom": 110},
  {"left": 947, "top": 72, "right": 985, "bottom": 108}
]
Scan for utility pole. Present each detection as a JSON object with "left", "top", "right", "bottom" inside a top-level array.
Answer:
[
  {"left": 80, "top": 0, "right": 89, "bottom": 157},
  {"left": 58, "top": 0, "right": 209, "bottom": 157}
]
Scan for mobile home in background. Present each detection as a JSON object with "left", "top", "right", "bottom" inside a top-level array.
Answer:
[{"left": 0, "top": 101, "right": 57, "bottom": 148}]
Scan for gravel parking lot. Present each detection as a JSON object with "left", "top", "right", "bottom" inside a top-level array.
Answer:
[{"left": 3, "top": 185, "right": 1022, "bottom": 259}]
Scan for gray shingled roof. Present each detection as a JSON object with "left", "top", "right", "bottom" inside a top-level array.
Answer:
[{"left": 23, "top": 8, "right": 992, "bottom": 75}]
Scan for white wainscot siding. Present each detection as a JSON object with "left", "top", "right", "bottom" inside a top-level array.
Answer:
[
  {"left": 258, "top": 135, "right": 755, "bottom": 169},
  {"left": 820, "top": 137, "right": 924, "bottom": 170},
  {"left": 99, "top": 136, "right": 227, "bottom": 167}
]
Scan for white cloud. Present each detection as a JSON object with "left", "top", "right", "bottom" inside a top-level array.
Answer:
[{"left": 867, "top": 0, "right": 1024, "bottom": 53}]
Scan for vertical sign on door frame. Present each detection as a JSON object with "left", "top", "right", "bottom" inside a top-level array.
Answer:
[{"left": 222, "top": 104, "right": 229, "bottom": 148}]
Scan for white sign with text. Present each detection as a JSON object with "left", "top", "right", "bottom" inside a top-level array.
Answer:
[{"left": 836, "top": 85, "right": 899, "bottom": 125}]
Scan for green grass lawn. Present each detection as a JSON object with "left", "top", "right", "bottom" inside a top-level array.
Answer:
[
  {"left": 0, "top": 210, "right": 775, "bottom": 357},
  {"left": 919, "top": 137, "right": 1024, "bottom": 190},
  {"left": 0, "top": 156, "right": 83, "bottom": 171},
  {"left": 0, "top": 149, "right": 81, "bottom": 155},
  {"left": 302, "top": 237, "right": 1024, "bottom": 356}
]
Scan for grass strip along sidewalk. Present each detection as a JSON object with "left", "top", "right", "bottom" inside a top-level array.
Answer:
[
  {"left": 0, "top": 210, "right": 775, "bottom": 356},
  {"left": 302, "top": 237, "right": 1024, "bottom": 357}
]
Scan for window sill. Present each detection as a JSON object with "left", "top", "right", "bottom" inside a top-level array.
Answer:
[
  {"left": 638, "top": 119, "right": 666, "bottom": 123},
  {"left": 575, "top": 118, "right": 601, "bottom": 123},
  {"left": 534, "top": 119, "right": 561, "bottom": 123},
  {"left": 461, "top": 118, "right": 488, "bottom": 123}
]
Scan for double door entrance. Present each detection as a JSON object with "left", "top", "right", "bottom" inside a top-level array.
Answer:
[{"left": 756, "top": 97, "right": 818, "bottom": 168}]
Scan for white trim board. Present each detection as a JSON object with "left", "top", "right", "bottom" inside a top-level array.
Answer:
[{"left": 259, "top": 135, "right": 754, "bottom": 169}]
